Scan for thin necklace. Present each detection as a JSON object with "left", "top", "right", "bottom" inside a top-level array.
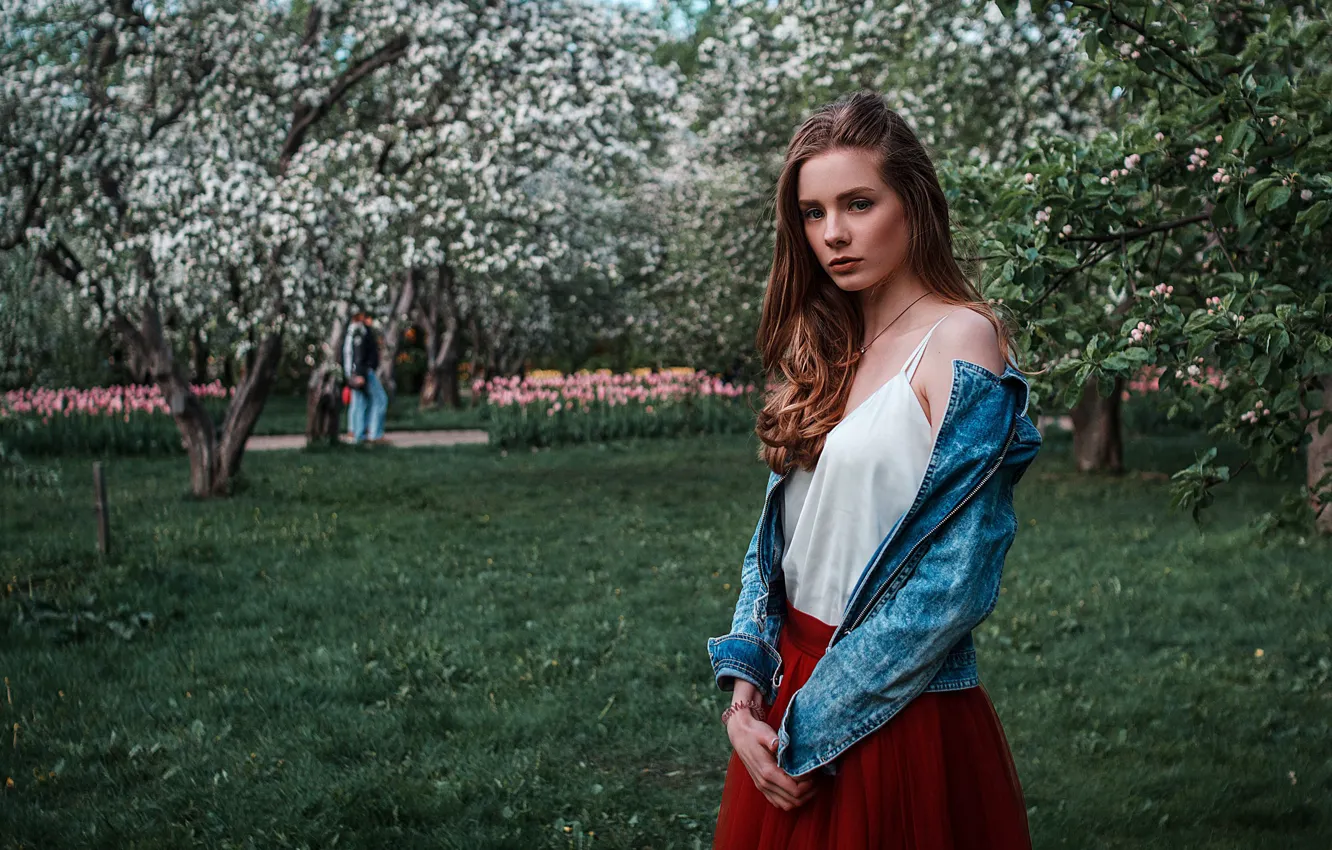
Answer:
[{"left": 858, "top": 292, "right": 930, "bottom": 355}]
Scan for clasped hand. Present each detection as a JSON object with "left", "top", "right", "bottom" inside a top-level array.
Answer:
[{"left": 726, "top": 712, "right": 818, "bottom": 811}]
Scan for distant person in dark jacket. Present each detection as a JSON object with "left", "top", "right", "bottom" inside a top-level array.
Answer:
[{"left": 342, "top": 311, "right": 388, "bottom": 444}]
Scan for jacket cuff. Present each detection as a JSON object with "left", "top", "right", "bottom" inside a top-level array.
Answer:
[{"left": 707, "top": 633, "right": 783, "bottom": 704}]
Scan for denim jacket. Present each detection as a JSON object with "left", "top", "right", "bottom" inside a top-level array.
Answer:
[{"left": 706, "top": 361, "right": 1042, "bottom": 777}]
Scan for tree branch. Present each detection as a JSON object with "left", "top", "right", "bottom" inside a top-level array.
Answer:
[
  {"left": 1063, "top": 212, "right": 1210, "bottom": 244},
  {"left": 279, "top": 33, "right": 412, "bottom": 174}
]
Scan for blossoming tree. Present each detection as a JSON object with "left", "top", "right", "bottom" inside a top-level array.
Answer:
[
  {"left": 2, "top": 0, "right": 676, "bottom": 491},
  {"left": 299, "top": 1, "right": 677, "bottom": 433},
  {"left": 975, "top": 0, "right": 1331, "bottom": 529}
]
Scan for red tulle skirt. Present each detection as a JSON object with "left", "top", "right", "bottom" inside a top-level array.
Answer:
[{"left": 712, "top": 602, "right": 1032, "bottom": 850}]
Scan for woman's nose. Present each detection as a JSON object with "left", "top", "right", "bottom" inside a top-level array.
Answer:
[{"left": 823, "top": 214, "right": 849, "bottom": 248}]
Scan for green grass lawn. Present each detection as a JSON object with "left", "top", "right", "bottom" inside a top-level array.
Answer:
[
  {"left": 1, "top": 433, "right": 1329, "bottom": 849},
  {"left": 252, "top": 392, "right": 487, "bottom": 436}
]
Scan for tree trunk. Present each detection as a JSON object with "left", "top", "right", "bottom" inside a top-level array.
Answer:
[
  {"left": 376, "top": 268, "right": 415, "bottom": 401},
  {"left": 1307, "top": 373, "right": 1332, "bottom": 535},
  {"left": 417, "top": 262, "right": 462, "bottom": 409},
  {"left": 116, "top": 297, "right": 281, "bottom": 497},
  {"left": 305, "top": 303, "right": 349, "bottom": 445},
  {"left": 419, "top": 349, "right": 461, "bottom": 408},
  {"left": 1070, "top": 377, "right": 1124, "bottom": 473},
  {"left": 214, "top": 327, "right": 282, "bottom": 490}
]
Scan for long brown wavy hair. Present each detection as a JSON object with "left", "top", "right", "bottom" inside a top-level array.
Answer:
[{"left": 755, "top": 91, "right": 1012, "bottom": 475}]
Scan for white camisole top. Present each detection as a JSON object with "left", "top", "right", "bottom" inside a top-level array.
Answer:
[{"left": 780, "top": 313, "right": 954, "bottom": 627}]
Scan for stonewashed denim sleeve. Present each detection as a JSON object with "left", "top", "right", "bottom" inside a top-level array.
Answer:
[
  {"left": 775, "top": 467, "right": 1021, "bottom": 774},
  {"left": 706, "top": 468, "right": 783, "bottom": 703}
]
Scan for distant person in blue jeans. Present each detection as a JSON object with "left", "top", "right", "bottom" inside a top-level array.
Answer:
[{"left": 342, "top": 310, "right": 388, "bottom": 444}]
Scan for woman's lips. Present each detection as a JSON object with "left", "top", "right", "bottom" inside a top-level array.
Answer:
[{"left": 830, "top": 258, "right": 863, "bottom": 272}]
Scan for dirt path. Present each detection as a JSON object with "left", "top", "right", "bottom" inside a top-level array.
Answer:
[{"left": 247, "top": 429, "right": 489, "bottom": 452}]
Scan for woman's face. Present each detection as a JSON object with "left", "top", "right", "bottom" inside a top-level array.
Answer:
[{"left": 796, "top": 147, "right": 910, "bottom": 295}]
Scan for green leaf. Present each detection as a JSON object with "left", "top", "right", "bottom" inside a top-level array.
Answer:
[
  {"left": 1264, "top": 185, "right": 1291, "bottom": 212},
  {"left": 1083, "top": 31, "right": 1099, "bottom": 61},
  {"left": 1222, "top": 118, "right": 1251, "bottom": 154},
  {"left": 1273, "top": 387, "right": 1299, "bottom": 413},
  {"left": 1252, "top": 354, "right": 1271, "bottom": 385},
  {"left": 1102, "top": 353, "right": 1131, "bottom": 370},
  {"left": 1295, "top": 201, "right": 1329, "bottom": 231},
  {"left": 1245, "top": 178, "right": 1277, "bottom": 205}
]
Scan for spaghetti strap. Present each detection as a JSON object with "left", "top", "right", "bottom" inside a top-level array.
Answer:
[{"left": 901, "top": 312, "right": 957, "bottom": 382}]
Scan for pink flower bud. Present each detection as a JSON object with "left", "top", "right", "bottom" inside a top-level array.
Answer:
[
  {"left": 1023, "top": 172, "right": 1034, "bottom": 183},
  {"left": 1301, "top": 189, "right": 1313, "bottom": 201},
  {"left": 1155, "top": 132, "right": 1165, "bottom": 142},
  {"left": 1215, "top": 135, "right": 1223, "bottom": 143}
]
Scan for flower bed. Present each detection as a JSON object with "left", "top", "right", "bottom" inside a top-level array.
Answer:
[
  {"left": 0, "top": 382, "right": 233, "bottom": 456},
  {"left": 475, "top": 367, "right": 759, "bottom": 448}
]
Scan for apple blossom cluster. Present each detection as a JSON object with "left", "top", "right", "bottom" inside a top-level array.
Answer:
[
  {"left": 1186, "top": 146, "right": 1209, "bottom": 173},
  {"left": 1240, "top": 399, "right": 1271, "bottom": 425}
]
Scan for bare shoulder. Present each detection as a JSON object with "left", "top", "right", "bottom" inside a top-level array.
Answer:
[
  {"left": 911, "top": 306, "right": 1004, "bottom": 432},
  {"left": 931, "top": 306, "right": 1004, "bottom": 376}
]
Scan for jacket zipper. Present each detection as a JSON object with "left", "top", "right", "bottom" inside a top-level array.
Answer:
[{"left": 832, "top": 423, "right": 1017, "bottom": 643}]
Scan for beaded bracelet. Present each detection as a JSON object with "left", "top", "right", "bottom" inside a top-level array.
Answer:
[{"left": 720, "top": 698, "right": 767, "bottom": 727}]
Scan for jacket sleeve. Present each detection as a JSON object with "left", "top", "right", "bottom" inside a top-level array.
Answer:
[
  {"left": 342, "top": 329, "right": 355, "bottom": 376},
  {"left": 706, "top": 469, "right": 784, "bottom": 704},
  {"left": 776, "top": 468, "right": 1019, "bottom": 772}
]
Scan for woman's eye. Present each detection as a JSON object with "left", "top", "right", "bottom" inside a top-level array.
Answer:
[
  {"left": 851, "top": 199, "right": 872, "bottom": 211},
  {"left": 803, "top": 208, "right": 823, "bottom": 221}
]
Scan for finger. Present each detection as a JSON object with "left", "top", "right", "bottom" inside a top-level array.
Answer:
[
  {"left": 743, "top": 738, "right": 815, "bottom": 799},
  {"left": 761, "top": 767, "right": 809, "bottom": 804},
  {"left": 761, "top": 788, "right": 797, "bottom": 811},
  {"left": 739, "top": 752, "right": 802, "bottom": 809},
  {"left": 757, "top": 781, "right": 802, "bottom": 811},
  {"left": 758, "top": 765, "right": 813, "bottom": 804}
]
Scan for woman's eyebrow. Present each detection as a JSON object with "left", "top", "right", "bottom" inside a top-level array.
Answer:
[{"left": 797, "top": 186, "right": 877, "bottom": 206}]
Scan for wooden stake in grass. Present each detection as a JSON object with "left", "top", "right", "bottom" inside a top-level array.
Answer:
[{"left": 93, "top": 462, "right": 110, "bottom": 557}]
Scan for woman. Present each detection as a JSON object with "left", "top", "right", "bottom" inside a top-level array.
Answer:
[{"left": 706, "top": 91, "right": 1043, "bottom": 849}]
